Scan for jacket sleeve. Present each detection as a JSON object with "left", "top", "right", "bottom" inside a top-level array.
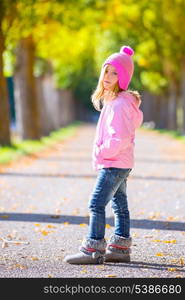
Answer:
[{"left": 98, "top": 104, "right": 133, "bottom": 159}]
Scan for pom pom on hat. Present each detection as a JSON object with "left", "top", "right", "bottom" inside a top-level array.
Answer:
[{"left": 120, "top": 46, "right": 134, "bottom": 56}]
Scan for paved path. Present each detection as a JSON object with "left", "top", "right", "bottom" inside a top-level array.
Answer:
[{"left": 0, "top": 122, "right": 185, "bottom": 278}]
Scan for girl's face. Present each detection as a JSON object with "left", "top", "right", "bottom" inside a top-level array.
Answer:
[{"left": 103, "top": 64, "right": 118, "bottom": 91}]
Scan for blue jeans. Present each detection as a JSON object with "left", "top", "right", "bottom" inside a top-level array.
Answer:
[{"left": 87, "top": 167, "right": 132, "bottom": 240}]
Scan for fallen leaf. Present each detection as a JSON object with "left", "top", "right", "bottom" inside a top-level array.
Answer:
[
  {"left": 132, "top": 232, "right": 139, "bottom": 237},
  {"left": 105, "top": 274, "right": 117, "bottom": 278},
  {"left": 72, "top": 209, "right": 80, "bottom": 215},
  {"left": 63, "top": 222, "right": 69, "bottom": 226},
  {"left": 163, "top": 240, "right": 176, "bottom": 244},
  {"left": 155, "top": 252, "right": 165, "bottom": 257},
  {"left": 180, "top": 257, "right": 184, "bottom": 266},
  {"left": 105, "top": 224, "right": 111, "bottom": 229},
  {"left": 81, "top": 269, "right": 87, "bottom": 274},
  {"left": 97, "top": 265, "right": 105, "bottom": 269},
  {"left": 2, "top": 241, "right": 8, "bottom": 248},
  {"left": 13, "top": 264, "right": 28, "bottom": 270},
  {"left": 50, "top": 215, "right": 60, "bottom": 219},
  {"left": 135, "top": 211, "right": 145, "bottom": 216},
  {"left": 79, "top": 223, "right": 87, "bottom": 227},
  {"left": 47, "top": 224, "right": 56, "bottom": 229},
  {"left": 166, "top": 216, "right": 178, "bottom": 221},
  {"left": 151, "top": 239, "right": 177, "bottom": 244},
  {"left": 34, "top": 223, "right": 41, "bottom": 227},
  {"left": 1, "top": 237, "right": 29, "bottom": 245},
  {"left": 19, "top": 264, "right": 28, "bottom": 270},
  {"left": 151, "top": 239, "right": 161, "bottom": 243},
  {"left": 7, "top": 231, "right": 17, "bottom": 239},
  {"left": 148, "top": 212, "right": 161, "bottom": 220},
  {"left": 0, "top": 215, "right": 9, "bottom": 219},
  {"left": 167, "top": 268, "right": 177, "bottom": 272},
  {"left": 30, "top": 257, "right": 39, "bottom": 261},
  {"left": 40, "top": 230, "right": 50, "bottom": 236},
  {"left": 61, "top": 197, "right": 69, "bottom": 201},
  {"left": 170, "top": 259, "right": 179, "bottom": 264},
  {"left": 11, "top": 204, "right": 19, "bottom": 210}
]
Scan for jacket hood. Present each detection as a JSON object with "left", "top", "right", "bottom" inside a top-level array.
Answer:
[
  {"left": 118, "top": 91, "right": 143, "bottom": 128},
  {"left": 118, "top": 91, "right": 140, "bottom": 106}
]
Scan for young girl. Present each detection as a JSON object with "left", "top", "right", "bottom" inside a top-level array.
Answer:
[{"left": 64, "top": 46, "right": 143, "bottom": 264}]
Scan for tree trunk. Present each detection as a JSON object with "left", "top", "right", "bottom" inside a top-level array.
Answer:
[
  {"left": 154, "top": 94, "right": 168, "bottom": 129},
  {"left": 180, "top": 64, "right": 185, "bottom": 135},
  {"left": 0, "top": 23, "right": 11, "bottom": 146},
  {"left": 167, "top": 82, "right": 177, "bottom": 131},
  {"left": 141, "top": 91, "right": 156, "bottom": 123},
  {"left": 14, "top": 35, "right": 41, "bottom": 140},
  {"left": 160, "top": 93, "right": 168, "bottom": 129}
]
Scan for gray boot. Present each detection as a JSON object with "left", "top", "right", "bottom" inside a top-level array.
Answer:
[
  {"left": 63, "top": 237, "right": 107, "bottom": 264},
  {"left": 105, "top": 234, "right": 132, "bottom": 263}
]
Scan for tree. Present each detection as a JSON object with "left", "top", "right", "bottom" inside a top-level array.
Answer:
[
  {"left": 14, "top": 34, "right": 42, "bottom": 139},
  {"left": 0, "top": 0, "right": 12, "bottom": 145}
]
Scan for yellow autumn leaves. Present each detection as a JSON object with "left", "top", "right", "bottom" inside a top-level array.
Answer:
[
  {"left": 0, "top": 215, "right": 9, "bottom": 219},
  {"left": 33, "top": 222, "right": 112, "bottom": 234},
  {"left": 33, "top": 221, "right": 100, "bottom": 236},
  {"left": 152, "top": 239, "right": 177, "bottom": 244},
  {"left": 80, "top": 265, "right": 118, "bottom": 278},
  {"left": 34, "top": 223, "right": 56, "bottom": 236}
]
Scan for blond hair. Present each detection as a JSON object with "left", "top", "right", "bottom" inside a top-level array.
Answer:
[{"left": 91, "top": 65, "right": 141, "bottom": 111}]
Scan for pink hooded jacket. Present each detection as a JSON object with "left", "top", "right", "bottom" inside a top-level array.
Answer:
[{"left": 92, "top": 91, "right": 143, "bottom": 171}]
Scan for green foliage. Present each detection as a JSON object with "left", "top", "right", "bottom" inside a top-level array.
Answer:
[
  {"left": 0, "top": 121, "right": 83, "bottom": 164},
  {"left": 2, "top": 0, "right": 185, "bottom": 104},
  {"left": 140, "top": 71, "right": 168, "bottom": 94}
]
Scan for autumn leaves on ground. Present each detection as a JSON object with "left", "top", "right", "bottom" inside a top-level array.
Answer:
[{"left": 0, "top": 123, "right": 185, "bottom": 278}]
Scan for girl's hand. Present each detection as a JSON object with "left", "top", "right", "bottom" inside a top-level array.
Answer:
[
  {"left": 95, "top": 145, "right": 101, "bottom": 156},
  {"left": 92, "top": 144, "right": 101, "bottom": 160}
]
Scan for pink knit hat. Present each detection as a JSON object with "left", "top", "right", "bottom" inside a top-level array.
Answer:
[{"left": 103, "top": 46, "right": 134, "bottom": 90}]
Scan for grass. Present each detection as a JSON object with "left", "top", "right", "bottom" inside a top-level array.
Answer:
[
  {"left": 155, "top": 129, "right": 185, "bottom": 141},
  {"left": 0, "top": 120, "right": 84, "bottom": 165},
  {"left": 141, "top": 124, "right": 185, "bottom": 143}
]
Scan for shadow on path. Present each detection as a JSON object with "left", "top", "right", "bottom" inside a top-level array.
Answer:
[
  {"left": 0, "top": 172, "right": 185, "bottom": 182},
  {"left": 0, "top": 213, "right": 185, "bottom": 231},
  {"left": 106, "top": 261, "right": 185, "bottom": 272}
]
